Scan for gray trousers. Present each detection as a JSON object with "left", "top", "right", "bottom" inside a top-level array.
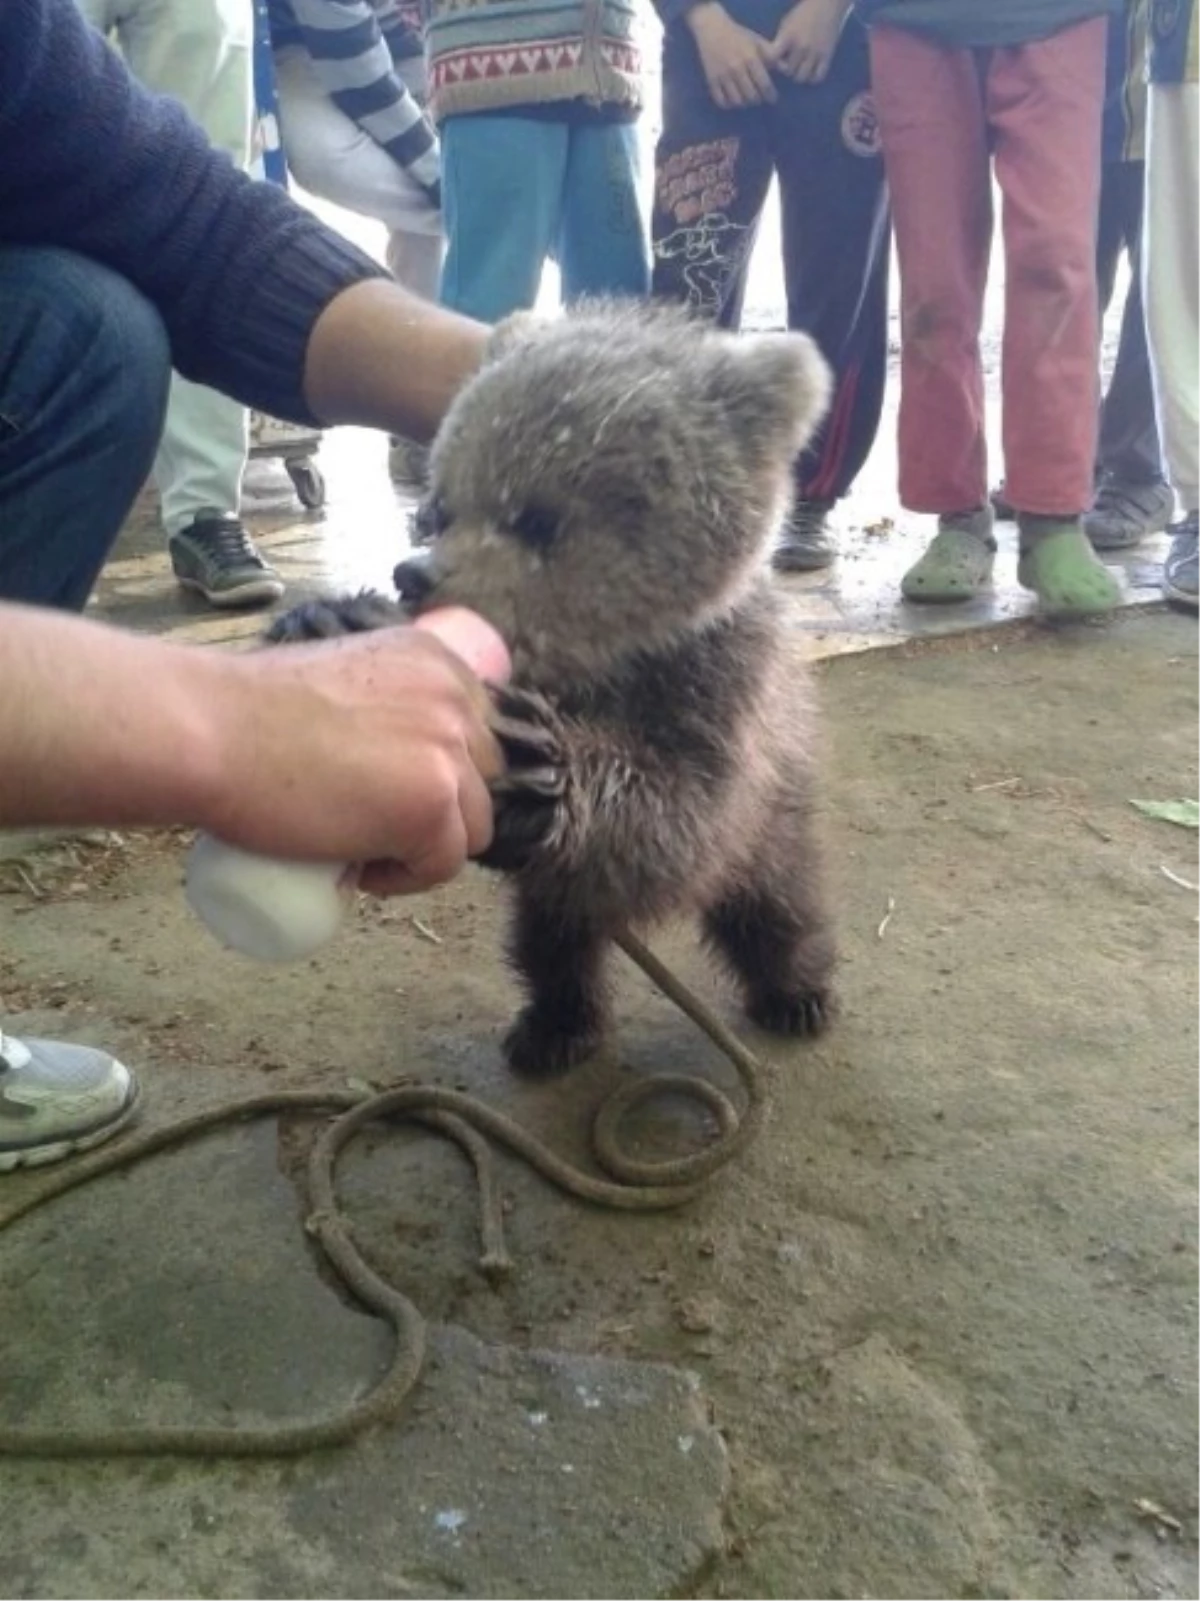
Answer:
[{"left": 1096, "top": 159, "right": 1165, "bottom": 487}]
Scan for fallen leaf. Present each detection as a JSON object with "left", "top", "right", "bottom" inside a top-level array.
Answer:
[{"left": 1129, "top": 799, "right": 1199, "bottom": 829}]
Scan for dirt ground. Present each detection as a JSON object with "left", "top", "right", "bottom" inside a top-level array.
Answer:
[{"left": 1, "top": 608, "right": 1197, "bottom": 1598}]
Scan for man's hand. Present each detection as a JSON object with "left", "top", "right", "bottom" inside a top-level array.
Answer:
[
  {"left": 686, "top": 1, "right": 777, "bottom": 108},
  {"left": 769, "top": 0, "right": 849, "bottom": 83},
  {"left": 0, "top": 600, "right": 506, "bottom": 902},
  {"left": 209, "top": 622, "right": 509, "bottom": 897}
]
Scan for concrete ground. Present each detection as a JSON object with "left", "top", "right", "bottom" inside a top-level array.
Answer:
[
  {"left": 2, "top": 606, "right": 1195, "bottom": 1599},
  {"left": 1, "top": 191, "right": 1196, "bottom": 1599}
]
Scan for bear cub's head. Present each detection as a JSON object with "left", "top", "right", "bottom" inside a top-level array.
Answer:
[{"left": 395, "top": 299, "right": 831, "bottom": 687}]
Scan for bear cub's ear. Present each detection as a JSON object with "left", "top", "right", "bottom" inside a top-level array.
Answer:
[{"left": 702, "top": 330, "right": 833, "bottom": 466}]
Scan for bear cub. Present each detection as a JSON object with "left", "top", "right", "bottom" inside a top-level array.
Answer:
[{"left": 269, "top": 300, "right": 837, "bottom": 1077}]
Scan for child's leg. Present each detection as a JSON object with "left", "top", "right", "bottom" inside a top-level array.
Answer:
[
  {"left": 385, "top": 230, "right": 442, "bottom": 301},
  {"left": 1144, "top": 83, "right": 1200, "bottom": 517},
  {"left": 869, "top": 26, "right": 992, "bottom": 512},
  {"left": 558, "top": 121, "right": 651, "bottom": 302},
  {"left": 770, "top": 18, "right": 889, "bottom": 506},
  {"left": 988, "top": 18, "right": 1119, "bottom": 615},
  {"left": 991, "top": 19, "right": 1106, "bottom": 514},
  {"left": 868, "top": 25, "right": 997, "bottom": 599},
  {"left": 274, "top": 49, "right": 443, "bottom": 301},
  {"left": 1093, "top": 161, "right": 1166, "bottom": 501},
  {"left": 385, "top": 56, "right": 445, "bottom": 303},
  {"left": 1086, "top": 159, "right": 1172, "bottom": 551},
  {"left": 439, "top": 115, "right": 567, "bottom": 322},
  {"left": 1145, "top": 80, "right": 1200, "bottom": 609},
  {"left": 649, "top": 28, "right": 774, "bottom": 326}
]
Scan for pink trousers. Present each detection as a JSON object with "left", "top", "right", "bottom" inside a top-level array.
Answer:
[{"left": 869, "top": 19, "right": 1107, "bottom": 516}]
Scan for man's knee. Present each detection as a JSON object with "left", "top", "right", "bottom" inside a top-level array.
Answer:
[
  {"left": 0, "top": 248, "right": 171, "bottom": 442},
  {"left": 0, "top": 248, "right": 171, "bottom": 557},
  {"left": 0, "top": 250, "right": 173, "bottom": 609}
]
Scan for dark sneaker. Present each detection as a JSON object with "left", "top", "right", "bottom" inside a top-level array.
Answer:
[
  {"left": 773, "top": 500, "right": 835, "bottom": 572},
  {"left": 169, "top": 513, "right": 284, "bottom": 608},
  {"left": 1084, "top": 477, "right": 1175, "bottom": 550},
  {"left": 990, "top": 482, "right": 1016, "bottom": 521},
  {"left": 1162, "top": 512, "right": 1199, "bottom": 610}
]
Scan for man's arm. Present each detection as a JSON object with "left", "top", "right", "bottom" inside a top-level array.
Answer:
[
  {"left": 0, "top": 602, "right": 508, "bottom": 895},
  {"left": 287, "top": 0, "right": 441, "bottom": 204},
  {"left": 0, "top": 0, "right": 388, "bottom": 424},
  {"left": 303, "top": 278, "right": 484, "bottom": 442}
]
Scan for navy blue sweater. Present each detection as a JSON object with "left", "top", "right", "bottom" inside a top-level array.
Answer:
[{"left": 0, "top": 0, "right": 387, "bottom": 424}]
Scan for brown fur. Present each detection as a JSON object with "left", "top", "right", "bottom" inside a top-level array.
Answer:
[{"left": 269, "top": 300, "right": 838, "bottom": 1075}]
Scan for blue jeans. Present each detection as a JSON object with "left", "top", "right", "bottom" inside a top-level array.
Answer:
[
  {"left": 440, "top": 115, "right": 650, "bottom": 323},
  {"left": 0, "top": 248, "right": 171, "bottom": 611}
]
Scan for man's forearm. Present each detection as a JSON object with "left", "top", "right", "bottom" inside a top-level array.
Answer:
[
  {"left": 0, "top": 603, "right": 228, "bottom": 831},
  {"left": 0, "top": 602, "right": 511, "bottom": 888},
  {"left": 304, "top": 280, "right": 489, "bottom": 441}
]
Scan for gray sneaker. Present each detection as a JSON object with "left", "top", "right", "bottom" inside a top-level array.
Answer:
[
  {"left": 169, "top": 513, "right": 285, "bottom": 608},
  {"left": 1084, "top": 478, "right": 1175, "bottom": 550},
  {"left": 0, "top": 1029, "right": 140, "bottom": 1171},
  {"left": 1162, "top": 512, "right": 1198, "bottom": 610},
  {"left": 773, "top": 500, "right": 836, "bottom": 572}
]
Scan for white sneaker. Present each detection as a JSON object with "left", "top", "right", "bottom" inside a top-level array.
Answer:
[
  {"left": 249, "top": 411, "right": 321, "bottom": 453},
  {"left": 0, "top": 1029, "right": 140, "bottom": 1172}
]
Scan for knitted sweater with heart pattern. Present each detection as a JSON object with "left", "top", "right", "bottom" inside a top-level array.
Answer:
[{"left": 424, "top": 0, "right": 642, "bottom": 123}]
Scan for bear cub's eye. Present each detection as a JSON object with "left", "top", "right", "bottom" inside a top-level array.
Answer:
[
  {"left": 509, "top": 504, "right": 560, "bottom": 550},
  {"left": 412, "top": 494, "right": 451, "bottom": 546}
]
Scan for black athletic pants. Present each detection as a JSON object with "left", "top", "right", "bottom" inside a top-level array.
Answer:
[
  {"left": 651, "top": 16, "right": 890, "bottom": 504},
  {"left": 1094, "top": 158, "right": 1164, "bottom": 486}
]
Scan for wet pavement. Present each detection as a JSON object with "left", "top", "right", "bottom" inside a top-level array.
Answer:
[
  {"left": 92, "top": 406, "right": 1168, "bottom": 661},
  {"left": 3, "top": 183, "right": 1182, "bottom": 1601},
  {"left": 90, "top": 185, "right": 1168, "bottom": 656}
]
